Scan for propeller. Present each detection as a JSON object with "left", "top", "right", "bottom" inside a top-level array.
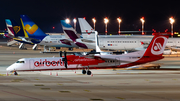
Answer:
[
  {"left": 59, "top": 51, "right": 62, "bottom": 57},
  {"left": 61, "top": 51, "right": 68, "bottom": 68}
]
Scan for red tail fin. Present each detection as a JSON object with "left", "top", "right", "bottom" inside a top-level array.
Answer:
[{"left": 143, "top": 32, "right": 170, "bottom": 57}]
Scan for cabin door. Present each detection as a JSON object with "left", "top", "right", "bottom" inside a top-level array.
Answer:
[
  {"left": 173, "top": 41, "right": 176, "bottom": 46},
  {"left": 115, "top": 58, "right": 120, "bottom": 66},
  {"left": 29, "top": 59, "right": 35, "bottom": 70},
  {"left": 99, "top": 38, "right": 104, "bottom": 48}
]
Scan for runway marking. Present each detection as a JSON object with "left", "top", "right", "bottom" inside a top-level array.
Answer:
[
  {"left": 34, "top": 84, "right": 44, "bottom": 86},
  {"left": 84, "top": 89, "right": 91, "bottom": 92},
  {"left": 41, "top": 88, "right": 51, "bottom": 90},
  {"left": 118, "top": 83, "right": 130, "bottom": 84},
  {"left": 116, "top": 97, "right": 125, "bottom": 100},
  {"left": 81, "top": 82, "right": 90, "bottom": 84},
  {"left": 172, "top": 79, "right": 177, "bottom": 80},
  {"left": 59, "top": 91, "right": 71, "bottom": 93},
  {"left": 11, "top": 79, "right": 23, "bottom": 82},
  {"left": 0, "top": 74, "right": 10, "bottom": 76},
  {"left": 57, "top": 83, "right": 63, "bottom": 86},
  {"left": 145, "top": 79, "right": 150, "bottom": 81},
  {"left": 149, "top": 81, "right": 163, "bottom": 83},
  {"left": 1, "top": 90, "right": 44, "bottom": 101}
]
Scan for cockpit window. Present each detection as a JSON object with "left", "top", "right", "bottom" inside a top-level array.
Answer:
[{"left": 16, "top": 61, "right": 25, "bottom": 63}]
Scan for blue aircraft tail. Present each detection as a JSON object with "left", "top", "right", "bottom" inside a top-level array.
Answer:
[{"left": 20, "top": 15, "right": 47, "bottom": 41}]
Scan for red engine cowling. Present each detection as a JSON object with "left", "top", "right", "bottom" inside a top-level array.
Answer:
[{"left": 67, "top": 55, "right": 105, "bottom": 66}]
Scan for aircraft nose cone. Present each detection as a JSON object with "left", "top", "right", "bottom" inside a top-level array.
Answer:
[
  {"left": 6, "top": 65, "right": 14, "bottom": 72},
  {"left": 6, "top": 67, "right": 11, "bottom": 71}
]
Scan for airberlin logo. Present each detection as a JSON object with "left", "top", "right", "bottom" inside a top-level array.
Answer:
[
  {"left": 151, "top": 36, "right": 167, "bottom": 55},
  {"left": 34, "top": 59, "right": 64, "bottom": 67},
  {"left": 154, "top": 43, "right": 162, "bottom": 50}
]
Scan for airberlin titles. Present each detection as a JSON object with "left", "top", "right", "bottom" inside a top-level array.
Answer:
[{"left": 34, "top": 59, "right": 64, "bottom": 67}]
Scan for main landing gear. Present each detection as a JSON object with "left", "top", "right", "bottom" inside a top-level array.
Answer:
[
  {"left": 14, "top": 71, "right": 18, "bottom": 75},
  {"left": 82, "top": 69, "right": 92, "bottom": 75},
  {"left": 154, "top": 65, "right": 160, "bottom": 69},
  {"left": 82, "top": 66, "right": 92, "bottom": 75}
]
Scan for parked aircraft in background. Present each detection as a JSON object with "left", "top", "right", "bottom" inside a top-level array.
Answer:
[
  {"left": 7, "top": 32, "right": 170, "bottom": 75},
  {"left": 78, "top": 18, "right": 180, "bottom": 52},
  {"left": 61, "top": 20, "right": 95, "bottom": 49},
  {"left": 20, "top": 15, "right": 80, "bottom": 51},
  {"left": 5, "top": 19, "right": 36, "bottom": 49}
]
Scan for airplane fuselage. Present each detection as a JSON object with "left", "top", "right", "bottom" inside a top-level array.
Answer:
[
  {"left": 6, "top": 50, "right": 150, "bottom": 72},
  {"left": 39, "top": 35, "right": 78, "bottom": 48},
  {"left": 97, "top": 35, "right": 180, "bottom": 51}
]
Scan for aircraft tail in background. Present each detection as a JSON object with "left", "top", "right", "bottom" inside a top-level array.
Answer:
[
  {"left": 5, "top": 19, "right": 15, "bottom": 38},
  {"left": 61, "top": 20, "right": 88, "bottom": 49},
  {"left": 5, "top": 19, "right": 25, "bottom": 37},
  {"left": 60, "top": 20, "right": 80, "bottom": 41},
  {"left": 78, "top": 18, "right": 95, "bottom": 38},
  {"left": 20, "top": 15, "right": 47, "bottom": 40}
]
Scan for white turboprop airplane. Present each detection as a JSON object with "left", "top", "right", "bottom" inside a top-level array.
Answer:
[
  {"left": 7, "top": 32, "right": 170, "bottom": 75},
  {"left": 78, "top": 18, "right": 180, "bottom": 52}
]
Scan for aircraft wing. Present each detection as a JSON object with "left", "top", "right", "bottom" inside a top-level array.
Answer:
[
  {"left": 126, "top": 63, "right": 161, "bottom": 70},
  {"left": 80, "top": 39, "right": 95, "bottom": 43},
  {"left": 13, "top": 37, "right": 34, "bottom": 45}
]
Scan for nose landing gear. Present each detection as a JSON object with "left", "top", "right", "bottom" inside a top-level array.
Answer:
[{"left": 14, "top": 71, "right": 18, "bottom": 75}]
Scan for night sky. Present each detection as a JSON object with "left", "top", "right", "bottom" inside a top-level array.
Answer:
[{"left": 1, "top": 0, "right": 180, "bottom": 34}]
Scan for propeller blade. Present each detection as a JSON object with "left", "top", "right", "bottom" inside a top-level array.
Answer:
[
  {"left": 64, "top": 51, "right": 67, "bottom": 68},
  {"left": 59, "top": 51, "right": 62, "bottom": 57}
]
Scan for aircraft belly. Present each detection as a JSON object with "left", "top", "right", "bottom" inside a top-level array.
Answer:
[{"left": 39, "top": 41, "right": 74, "bottom": 47}]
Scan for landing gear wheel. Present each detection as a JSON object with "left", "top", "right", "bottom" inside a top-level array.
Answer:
[
  {"left": 87, "top": 70, "right": 92, "bottom": 75},
  {"left": 154, "top": 67, "right": 158, "bottom": 69},
  {"left": 154, "top": 66, "right": 160, "bottom": 69},
  {"left": 14, "top": 71, "right": 18, "bottom": 75},
  {"left": 82, "top": 69, "right": 86, "bottom": 74}
]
